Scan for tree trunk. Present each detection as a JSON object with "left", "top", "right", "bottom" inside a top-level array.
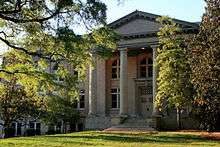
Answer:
[{"left": 177, "top": 108, "right": 181, "bottom": 130}]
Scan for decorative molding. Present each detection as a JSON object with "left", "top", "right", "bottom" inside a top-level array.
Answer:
[{"left": 109, "top": 10, "right": 199, "bottom": 30}]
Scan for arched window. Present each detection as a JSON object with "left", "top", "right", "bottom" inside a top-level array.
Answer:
[
  {"left": 139, "top": 57, "right": 153, "bottom": 78},
  {"left": 112, "top": 59, "right": 120, "bottom": 79}
]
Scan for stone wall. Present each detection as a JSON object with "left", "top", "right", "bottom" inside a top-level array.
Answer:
[{"left": 85, "top": 116, "right": 111, "bottom": 130}]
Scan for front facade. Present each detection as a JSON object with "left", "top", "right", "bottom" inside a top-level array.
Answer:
[{"left": 81, "top": 11, "right": 199, "bottom": 130}]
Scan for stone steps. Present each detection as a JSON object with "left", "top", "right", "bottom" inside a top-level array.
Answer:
[
  {"left": 104, "top": 117, "right": 155, "bottom": 132},
  {"left": 104, "top": 127, "right": 154, "bottom": 132}
]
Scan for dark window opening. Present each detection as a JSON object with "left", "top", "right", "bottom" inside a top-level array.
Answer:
[
  {"left": 148, "top": 66, "right": 153, "bottom": 77},
  {"left": 112, "top": 59, "right": 120, "bottom": 79},
  {"left": 79, "top": 95, "right": 85, "bottom": 108},
  {"left": 111, "top": 88, "right": 120, "bottom": 108}
]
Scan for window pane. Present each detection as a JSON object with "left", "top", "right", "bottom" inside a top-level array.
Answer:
[
  {"left": 148, "top": 66, "right": 153, "bottom": 77},
  {"left": 17, "top": 123, "right": 22, "bottom": 136},
  {"left": 111, "top": 94, "right": 117, "bottom": 108},
  {"left": 80, "top": 95, "right": 85, "bottom": 108},
  {"left": 29, "top": 122, "right": 35, "bottom": 129},
  {"left": 140, "top": 66, "right": 147, "bottom": 78},
  {"left": 118, "top": 94, "right": 120, "bottom": 108},
  {"left": 112, "top": 68, "right": 117, "bottom": 79},
  {"left": 111, "top": 89, "right": 117, "bottom": 93},
  {"left": 36, "top": 123, "right": 41, "bottom": 135},
  {"left": 140, "top": 58, "right": 146, "bottom": 65},
  {"left": 148, "top": 58, "right": 153, "bottom": 64}
]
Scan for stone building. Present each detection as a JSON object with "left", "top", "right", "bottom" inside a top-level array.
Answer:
[
  {"left": 81, "top": 10, "right": 199, "bottom": 131},
  {"left": 0, "top": 11, "right": 199, "bottom": 137}
]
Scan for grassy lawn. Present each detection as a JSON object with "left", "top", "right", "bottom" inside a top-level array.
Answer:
[{"left": 0, "top": 131, "right": 220, "bottom": 147}]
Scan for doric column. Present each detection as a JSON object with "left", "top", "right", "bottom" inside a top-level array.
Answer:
[
  {"left": 152, "top": 45, "right": 159, "bottom": 115},
  {"left": 88, "top": 57, "right": 97, "bottom": 115},
  {"left": 96, "top": 58, "right": 106, "bottom": 116},
  {"left": 119, "top": 48, "right": 128, "bottom": 116}
]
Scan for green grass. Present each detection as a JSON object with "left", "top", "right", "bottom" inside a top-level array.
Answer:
[{"left": 0, "top": 131, "right": 219, "bottom": 147}]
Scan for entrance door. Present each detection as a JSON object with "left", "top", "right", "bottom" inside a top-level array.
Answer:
[{"left": 138, "top": 86, "right": 153, "bottom": 118}]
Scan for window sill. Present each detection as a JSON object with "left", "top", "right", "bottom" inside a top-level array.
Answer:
[
  {"left": 111, "top": 79, "right": 119, "bottom": 81},
  {"left": 110, "top": 108, "right": 120, "bottom": 110},
  {"left": 134, "top": 77, "right": 152, "bottom": 81}
]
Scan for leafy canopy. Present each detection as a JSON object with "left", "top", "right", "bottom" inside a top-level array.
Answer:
[
  {"left": 156, "top": 16, "right": 193, "bottom": 112},
  {"left": 190, "top": 0, "right": 220, "bottom": 131},
  {"left": 0, "top": 0, "right": 118, "bottom": 100}
]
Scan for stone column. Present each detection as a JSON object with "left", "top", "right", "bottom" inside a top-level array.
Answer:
[
  {"left": 152, "top": 45, "right": 161, "bottom": 129},
  {"left": 96, "top": 58, "right": 106, "bottom": 116},
  {"left": 88, "top": 57, "right": 97, "bottom": 115},
  {"left": 152, "top": 45, "right": 159, "bottom": 115},
  {"left": 119, "top": 48, "right": 128, "bottom": 116}
]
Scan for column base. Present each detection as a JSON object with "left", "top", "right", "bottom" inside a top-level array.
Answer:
[
  {"left": 88, "top": 113, "right": 98, "bottom": 117},
  {"left": 152, "top": 113, "right": 162, "bottom": 130}
]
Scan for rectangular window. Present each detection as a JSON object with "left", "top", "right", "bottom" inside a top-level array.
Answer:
[
  {"left": 140, "top": 66, "right": 147, "bottom": 78},
  {"left": 112, "top": 68, "right": 117, "bottom": 79},
  {"left": 29, "top": 122, "right": 35, "bottom": 129},
  {"left": 36, "top": 123, "right": 41, "bottom": 135},
  {"left": 148, "top": 66, "right": 153, "bottom": 77},
  {"left": 17, "top": 123, "right": 22, "bottom": 136},
  {"left": 78, "top": 90, "right": 85, "bottom": 109},
  {"left": 111, "top": 88, "right": 120, "bottom": 108},
  {"left": 79, "top": 95, "right": 85, "bottom": 108}
]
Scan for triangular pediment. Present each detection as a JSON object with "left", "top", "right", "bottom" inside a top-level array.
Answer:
[
  {"left": 109, "top": 10, "right": 199, "bottom": 36},
  {"left": 114, "top": 18, "right": 161, "bottom": 35}
]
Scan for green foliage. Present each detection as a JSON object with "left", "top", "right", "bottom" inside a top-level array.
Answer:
[
  {"left": 190, "top": 0, "right": 220, "bottom": 131},
  {"left": 42, "top": 95, "right": 80, "bottom": 131},
  {"left": 156, "top": 16, "right": 193, "bottom": 112},
  {"left": 0, "top": 77, "right": 45, "bottom": 138},
  {"left": 0, "top": 0, "right": 118, "bottom": 128}
]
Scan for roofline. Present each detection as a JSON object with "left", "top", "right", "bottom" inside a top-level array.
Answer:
[{"left": 108, "top": 10, "right": 199, "bottom": 29}]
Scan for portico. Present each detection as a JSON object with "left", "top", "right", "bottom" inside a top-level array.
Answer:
[
  {"left": 87, "top": 45, "right": 158, "bottom": 116},
  {"left": 84, "top": 10, "right": 199, "bottom": 130}
]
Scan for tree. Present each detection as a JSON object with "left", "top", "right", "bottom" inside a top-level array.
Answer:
[
  {"left": 42, "top": 95, "right": 80, "bottom": 134},
  {"left": 0, "top": 77, "right": 45, "bottom": 138},
  {"left": 190, "top": 0, "right": 220, "bottom": 131},
  {"left": 0, "top": 0, "right": 117, "bottom": 89},
  {"left": 0, "top": 1, "right": 118, "bottom": 132},
  {"left": 156, "top": 16, "right": 193, "bottom": 129}
]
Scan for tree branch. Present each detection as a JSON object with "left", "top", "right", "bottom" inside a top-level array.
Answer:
[
  {"left": 0, "top": 69, "right": 27, "bottom": 75},
  {"left": 0, "top": 0, "right": 27, "bottom": 14},
  {"left": 0, "top": 9, "right": 60, "bottom": 24},
  {"left": 0, "top": 36, "right": 65, "bottom": 62}
]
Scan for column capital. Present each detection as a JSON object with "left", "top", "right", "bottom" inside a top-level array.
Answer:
[
  {"left": 118, "top": 48, "right": 127, "bottom": 51},
  {"left": 150, "top": 44, "right": 159, "bottom": 50}
]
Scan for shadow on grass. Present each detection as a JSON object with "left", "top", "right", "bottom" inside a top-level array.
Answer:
[
  {"left": 44, "top": 133, "right": 212, "bottom": 145},
  {"left": 10, "top": 136, "right": 96, "bottom": 146}
]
